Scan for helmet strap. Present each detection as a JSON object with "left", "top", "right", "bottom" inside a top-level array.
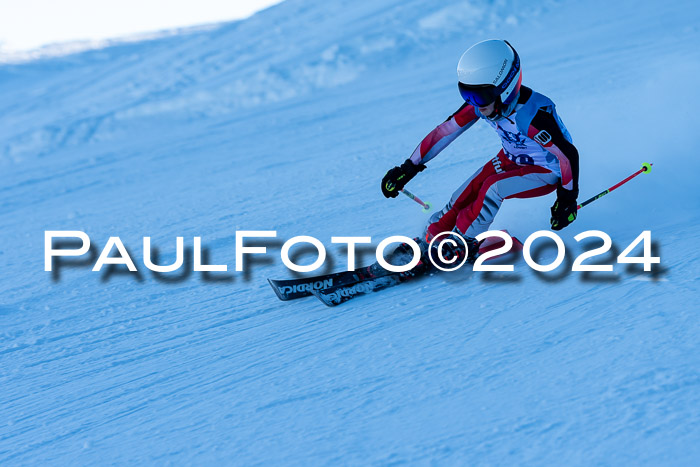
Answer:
[{"left": 485, "top": 97, "right": 504, "bottom": 121}]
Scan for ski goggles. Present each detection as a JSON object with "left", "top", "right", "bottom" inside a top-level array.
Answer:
[
  {"left": 458, "top": 83, "right": 500, "bottom": 107},
  {"left": 459, "top": 44, "right": 521, "bottom": 107}
]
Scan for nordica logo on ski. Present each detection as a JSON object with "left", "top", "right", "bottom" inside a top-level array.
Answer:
[
  {"left": 326, "top": 281, "right": 376, "bottom": 304},
  {"left": 277, "top": 279, "right": 334, "bottom": 295}
]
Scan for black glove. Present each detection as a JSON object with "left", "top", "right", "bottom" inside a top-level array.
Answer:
[
  {"left": 550, "top": 186, "right": 578, "bottom": 230},
  {"left": 381, "top": 159, "right": 426, "bottom": 198}
]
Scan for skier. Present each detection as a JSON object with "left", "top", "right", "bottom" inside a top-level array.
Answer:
[{"left": 381, "top": 39, "right": 580, "bottom": 264}]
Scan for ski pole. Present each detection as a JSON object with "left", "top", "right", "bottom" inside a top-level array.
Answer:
[
  {"left": 578, "top": 162, "right": 653, "bottom": 210},
  {"left": 401, "top": 188, "right": 432, "bottom": 212}
]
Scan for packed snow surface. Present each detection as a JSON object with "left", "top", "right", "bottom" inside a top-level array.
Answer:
[{"left": 1, "top": 0, "right": 699, "bottom": 463}]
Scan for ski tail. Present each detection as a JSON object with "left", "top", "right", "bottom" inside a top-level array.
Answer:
[{"left": 479, "top": 229, "right": 524, "bottom": 259}]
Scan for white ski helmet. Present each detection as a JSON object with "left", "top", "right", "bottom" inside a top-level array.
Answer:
[{"left": 457, "top": 39, "right": 522, "bottom": 119}]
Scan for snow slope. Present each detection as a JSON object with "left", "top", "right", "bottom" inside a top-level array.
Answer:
[{"left": 1, "top": 0, "right": 699, "bottom": 463}]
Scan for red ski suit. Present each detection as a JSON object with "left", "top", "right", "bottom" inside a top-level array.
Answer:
[{"left": 408, "top": 86, "right": 580, "bottom": 239}]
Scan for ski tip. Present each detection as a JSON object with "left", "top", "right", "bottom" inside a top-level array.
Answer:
[
  {"left": 511, "top": 236, "right": 524, "bottom": 250},
  {"left": 267, "top": 278, "right": 291, "bottom": 301}
]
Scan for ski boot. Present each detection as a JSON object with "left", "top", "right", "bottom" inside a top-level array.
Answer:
[
  {"left": 368, "top": 236, "right": 430, "bottom": 277},
  {"left": 427, "top": 230, "right": 481, "bottom": 269}
]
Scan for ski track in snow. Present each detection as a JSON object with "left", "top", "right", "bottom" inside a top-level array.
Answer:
[{"left": 1, "top": 0, "right": 699, "bottom": 464}]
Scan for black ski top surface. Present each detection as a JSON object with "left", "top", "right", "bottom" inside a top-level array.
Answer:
[
  {"left": 268, "top": 265, "right": 376, "bottom": 301},
  {"left": 270, "top": 231, "right": 523, "bottom": 305},
  {"left": 311, "top": 274, "right": 405, "bottom": 307}
]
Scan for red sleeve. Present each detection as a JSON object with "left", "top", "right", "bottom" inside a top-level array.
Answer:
[{"left": 409, "top": 104, "right": 479, "bottom": 165}]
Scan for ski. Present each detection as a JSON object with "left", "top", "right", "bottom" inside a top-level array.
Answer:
[
  {"left": 311, "top": 231, "right": 523, "bottom": 307},
  {"left": 311, "top": 273, "right": 407, "bottom": 306},
  {"left": 311, "top": 268, "right": 426, "bottom": 306},
  {"left": 269, "top": 230, "right": 522, "bottom": 303},
  {"left": 267, "top": 265, "right": 379, "bottom": 301}
]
